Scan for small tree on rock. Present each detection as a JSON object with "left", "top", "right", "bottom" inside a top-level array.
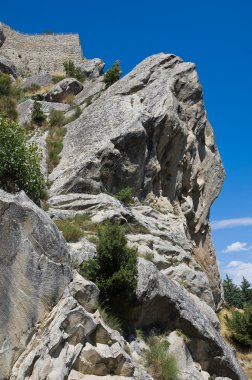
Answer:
[
  {"left": 32, "top": 101, "right": 46, "bottom": 126},
  {"left": 103, "top": 60, "right": 122, "bottom": 88},
  {"left": 80, "top": 221, "right": 137, "bottom": 307}
]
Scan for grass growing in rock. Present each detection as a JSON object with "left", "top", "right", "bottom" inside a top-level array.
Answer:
[
  {"left": 98, "top": 306, "right": 123, "bottom": 334},
  {"left": 46, "top": 126, "right": 67, "bottom": 173},
  {"left": 54, "top": 213, "right": 98, "bottom": 242},
  {"left": 145, "top": 337, "right": 179, "bottom": 380}
]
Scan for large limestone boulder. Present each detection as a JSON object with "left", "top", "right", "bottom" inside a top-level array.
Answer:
[
  {"left": 20, "top": 72, "right": 53, "bottom": 89},
  {"left": 49, "top": 53, "right": 224, "bottom": 307},
  {"left": 0, "top": 190, "right": 72, "bottom": 379},
  {"left": 128, "top": 258, "right": 246, "bottom": 380},
  {"left": 44, "top": 78, "right": 83, "bottom": 102},
  {"left": 77, "top": 58, "right": 105, "bottom": 79},
  {"left": 0, "top": 56, "right": 19, "bottom": 78}
]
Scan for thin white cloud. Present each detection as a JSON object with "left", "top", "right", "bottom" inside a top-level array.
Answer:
[
  {"left": 211, "top": 217, "right": 252, "bottom": 230},
  {"left": 224, "top": 261, "right": 252, "bottom": 284},
  {"left": 222, "top": 241, "right": 251, "bottom": 253}
]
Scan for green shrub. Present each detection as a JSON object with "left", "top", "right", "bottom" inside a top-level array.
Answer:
[
  {"left": 116, "top": 186, "right": 133, "bottom": 205},
  {"left": 80, "top": 221, "right": 137, "bottom": 306},
  {"left": 103, "top": 60, "right": 122, "bottom": 88},
  {"left": 65, "top": 106, "right": 82, "bottom": 124},
  {"left": 64, "top": 60, "right": 84, "bottom": 82},
  {"left": 225, "top": 303, "right": 252, "bottom": 347},
  {"left": 54, "top": 218, "right": 84, "bottom": 242},
  {"left": 0, "top": 96, "right": 18, "bottom": 120},
  {"left": 0, "top": 113, "right": 45, "bottom": 201},
  {"left": 23, "top": 84, "right": 41, "bottom": 94},
  {"left": 146, "top": 337, "right": 179, "bottom": 380},
  {"left": 31, "top": 101, "right": 46, "bottom": 126},
  {"left": 0, "top": 72, "right": 12, "bottom": 96},
  {"left": 49, "top": 109, "right": 65, "bottom": 127},
  {"left": 0, "top": 73, "right": 21, "bottom": 120}
]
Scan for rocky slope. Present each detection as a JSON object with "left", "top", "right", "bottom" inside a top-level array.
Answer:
[{"left": 0, "top": 26, "right": 247, "bottom": 380}]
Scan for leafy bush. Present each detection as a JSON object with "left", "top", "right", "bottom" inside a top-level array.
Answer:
[
  {"left": 145, "top": 337, "right": 179, "bottom": 380},
  {"left": 64, "top": 60, "right": 84, "bottom": 82},
  {"left": 103, "top": 60, "right": 122, "bottom": 88},
  {"left": 49, "top": 109, "right": 65, "bottom": 127},
  {"left": 0, "top": 73, "right": 21, "bottom": 120},
  {"left": 225, "top": 303, "right": 252, "bottom": 347},
  {"left": 116, "top": 186, "right": 133, "bottom": 205},
  {"left": 80, "top": 221, "right": 137, "bottom": 306},
  {"left": 54, "top": 218, "right": 84, "bottom": 242},
  {"left": 0, "top": 72, "right": 12, "bottom": 96},
  {"left": 31, "top": 101, "right": 46, "bottom": 126},
  {"left": 0, "top": 113, "right": 45, "bottom": 201}
]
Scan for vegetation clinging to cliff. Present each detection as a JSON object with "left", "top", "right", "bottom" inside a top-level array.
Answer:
[
  {"left": 80, "top": 221, "right": 137, "bottom": 306},
  {"left": 0, "top": 113, "right": 45, "bottom": 200}
]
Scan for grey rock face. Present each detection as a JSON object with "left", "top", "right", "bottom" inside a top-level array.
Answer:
[
  {"left": 45, "top": 78, "right": 83, "bottom": 102},
  {"left": 128, "top": 258, "right": 246, "bottom": 380},
  {"left": 18, "top": 99, "right": 70, "bottom": 125},
  {"left": 49, "top": 53, "right": 224, "bottom": 306},
  {"left": 0, "top": 190, "right": 72, "bottom": 379},
  {"left": 0, "top": 24, "right": 6, "bottom": 47},
  {"left": 77, "top": 58, "right": 105, "bottom": 79},
  {"left": 69, "top": 270, "right": 99, "bottom": 312},
  {"left": 20, "top": 72, "right": 53, "bottom": 89},
  {"left": 0, "top": 56, "right": 19, "bottom": 78}
]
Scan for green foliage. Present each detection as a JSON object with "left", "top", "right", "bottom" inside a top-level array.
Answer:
[
  {"left": 31, "top": 101, "right": 46, "bottom": 126},
  {"left": 54, "top": 218, "right": 84, "bottom": 242},
  {"left": 0, "top": 113, "right": 45, "bottom": 201},
  {"left": 23, "top": 84, "right": 41, "bottom": 94},
  {"left": 0, "top": 72, "right": 21, "bottom": 120},
  {"left": 116, "top": 186, "right": 133, "bottom": 205},
  {"left": 80, "top": 221, "right": 137, "bottom": 306},
  {"left": 223, "top": 275, "right": 252, "bottom": 308},
  {"left": 63, "top": 60, "right": 84, "bottom": 82},
  {"left": 46, "top": 126, "right": 66, "bottom": 173},
  {"left": 65, "top": 106, "right": 82, "bottom": 123},
  {"left": 145, "top": 337, "right": 179, "bottom": 380},
  {"left": 0, "top": 72, "right": 12, "bottom": 96},
  {"left": 49, "top": 109, "right": 65, "bottom": 127},
  {"left": 225, "top": 303, "right": 252, "bottom": 347},
  {"left": 103, "top": 60, "right": 122, "bottom": 88}
]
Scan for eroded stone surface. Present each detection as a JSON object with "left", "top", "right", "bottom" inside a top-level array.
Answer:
[{"left": 0, "top": 190, "right": 71, "bottom": 379}]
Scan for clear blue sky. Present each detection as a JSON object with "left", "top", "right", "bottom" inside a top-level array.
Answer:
[{"left": 2, "top": 0, "right": 252, "bottom": 284}]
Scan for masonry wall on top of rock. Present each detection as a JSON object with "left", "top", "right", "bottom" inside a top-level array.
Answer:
[{"left": 0, "top": 22, "right": 83, "bottom": 76}]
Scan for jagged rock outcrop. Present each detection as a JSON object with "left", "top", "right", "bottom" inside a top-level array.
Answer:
[
  {"left": 45, "top": 78, "right": 83, "bottom": 102},
  {"left": 0, "top": 56, "right": 19, "bottom": 77},
  {"left": 0, "top": 190, "right": 72, "bottom": 379},
  {"left": 77, "top": 58, "right": 105, "bottom": 79},
  {"left": 49, "top": 53, "right": 225, "bottom": 308},
  {"left": 128, "top": 259, "right": 246, "bottom": 380}
]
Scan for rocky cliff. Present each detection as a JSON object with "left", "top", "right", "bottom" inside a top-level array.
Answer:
[{"left": 0, "top": 26, "right": 247, "bottom": 380}]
